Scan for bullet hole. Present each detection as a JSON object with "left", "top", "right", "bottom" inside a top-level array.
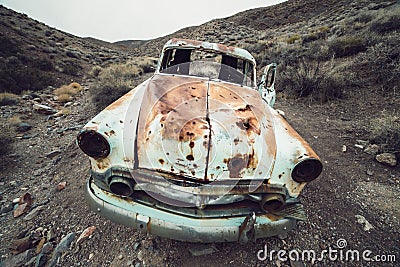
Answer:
[
  {"left": 189, "top": 141, "right": 195, "bottom": 148},
  {"left": 186, "top": 155, "right": 194, "bottom": 161}
]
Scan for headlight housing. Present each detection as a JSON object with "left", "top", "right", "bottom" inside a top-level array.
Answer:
[
  {"left": 291, "top": 158, "right": 322, "bottom": 183},
  {"left": 77, "top": 130, "right": 110, "bottom": 159}
]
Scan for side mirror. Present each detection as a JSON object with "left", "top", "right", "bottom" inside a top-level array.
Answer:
[{"left": 258, "top": 63, "right": 277, "bottom": 107}]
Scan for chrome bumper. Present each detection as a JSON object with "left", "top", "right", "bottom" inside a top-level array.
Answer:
[{"left": 85, "top": 179, "right": 297, "bottom": 243}]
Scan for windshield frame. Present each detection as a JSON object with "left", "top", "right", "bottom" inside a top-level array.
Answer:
[{"left": 156, "top": 47, "right": 257, "bottom": 88}]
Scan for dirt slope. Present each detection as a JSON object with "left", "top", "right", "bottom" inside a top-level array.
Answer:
[{"left": 0, "top": 0, "right": 399, "bottom": 266}]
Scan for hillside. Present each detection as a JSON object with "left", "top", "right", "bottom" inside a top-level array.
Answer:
[{"left": 0, "top": 0, "right": 399, "bottom": 266}]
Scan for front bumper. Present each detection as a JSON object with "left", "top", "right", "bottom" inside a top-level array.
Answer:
[{"left": 85, "top": 178, "right": 297, "bottom": 243}]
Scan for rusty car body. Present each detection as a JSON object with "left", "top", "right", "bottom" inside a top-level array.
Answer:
[{"left": 77, "top": 38, "right": 323, "bottom": 243}]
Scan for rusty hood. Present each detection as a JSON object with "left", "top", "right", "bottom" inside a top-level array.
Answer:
[{"left": 137, "top": 74, "right": 276, "bottom": 182}]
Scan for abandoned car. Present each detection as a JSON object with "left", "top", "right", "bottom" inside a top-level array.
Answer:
[{"left": 77, "top": 38, "right": 322, "bottom": 243}]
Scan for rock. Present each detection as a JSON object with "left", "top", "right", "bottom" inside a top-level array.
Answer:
[
  {"left": 355, "top": 215, "right": 374, "bottom": 231},
  {"left": 88, "top": 253, "right": 94, "bottom": 260},
  {"left": 48, "top": 232, "right": 76, "bottom": 267},
  {"left": 16, "top": 123, "right": 32, "bottom": 133},
  {"left": 364, "top": 144, "right": 380, "bottom": 155},
  {"left": 133, "top": 242, "right": 140, "bottom": 251},
  {"left": 3, "top": 249, "right": 34, "bottom": 267},
  {"left": 342, "top": 145, "right": 347, "bottom": 153},
  {"left": 41, "top": 242, "right": 53, "bottom": 254},
  {"left": 36, "top": 238, "right": 46, "bottom": 253},
  {"left": 1, "top": 202, "right": 14, "bottom": 214},
  {"left": 55, "top": 233, "right": 76, "bottom": 254},
  {"left": 356, "top": 139, "right": 369, "bottom": 146},
  {"left": 56, "top": 181, "right": 67, "bottom": 192},
  {"left": 33, "top": 169, "right": 43, "bottom": 176},
  {"left": 376, "top": 153, "right": 397, "bottom": 167},
  {"left": 76, "top": 226, "right": 96, "bottom": 244},
  {"left": 12, "top": 236, "right": 32, "bottom": 253},
  {"left": 118, "top": 254, "right": 124, "bottom": 260},
  {"left": 45, "top": 150, "right": 61, "bottom": 158},
  {"left": 34, "top": 252, "right": 47, "bottom": 267},
  {"left": 23, "top": 205, "right": 44, "bottom": 221},
  {"left": 33, "top": 104, "right": 57, "bottom": 115},
  {"left": 188, "top": 243, "right": 219, "bottom": 256},
  {"left": 366, "top": 170, "right": 374, "bottom": 176},
  {"left": 13, "top": 203, "right": 30, "bottom": 218},
  {"left": 354, "top": 144, "right": 364, "bottom": 149}
]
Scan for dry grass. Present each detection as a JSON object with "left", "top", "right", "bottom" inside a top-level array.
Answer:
[
  {"left": 56, "top": 94, "right": 72, "bottom": 103},
  {"left": 90, "top": 58, "right": 157, "bottom": 111},
  {"left": 0, "top": 92, "right": 18, "bottom": 106},
  {"left": 53, "top": 82, "right": 82, "bottom": 102},
  {"left": 370, "top": 111, "right": 400, "bottom": 153},
  {"left": 54, "top": 85, "right": 75, "bottom": 96}
]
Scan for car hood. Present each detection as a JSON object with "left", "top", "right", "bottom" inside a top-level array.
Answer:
[{"left": 136, "top": 74, "right": 276, "bottom": 182}]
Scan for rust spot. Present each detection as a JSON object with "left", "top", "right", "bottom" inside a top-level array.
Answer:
[
  {"left": 189, "top": 141, "right": 195, "bottom": 148},
  {"left": 236, "top": 118, "right": 260, "bottom": 135},
  {"left": 159, "top": 159, "right": 165, "bottom": 164},
  {"left": 191, "top": 170, "right": 196, "bottom": 176},
  {"left": 171, "top": 166, "right": 174, "bottom": 172},
  {"left": 227, "top": 154, "right": 248, "bottom": 178},
  {"left": 234, "top": 138, "right": 239, "bottom": 145},
  {"left": 104, "top": 130, "right": 116, "bottom": 137},
  {"left": 186, "top": 155, "right": 194, "bottom": 161},
  {"left": 237, "top": 104, "right": 252, "bottom": 112},
  {"left": 216, "top": 166, "right": 221, "bottom": 170},
  {"left": 193, "top": 164, "right": 198, "bottom": 168},
  {"left": 147, "top": 218, "right": 151, "bottom": 233}
]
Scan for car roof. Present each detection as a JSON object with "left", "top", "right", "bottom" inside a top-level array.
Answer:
[{"left": 163, "top": 38, "right": 256, "bottom": 65}]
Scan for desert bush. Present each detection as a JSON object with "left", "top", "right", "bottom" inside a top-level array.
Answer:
[
  {"left": 278, "top": 58, "right": 343, "bottom": 102},
  {"left": 328, "top": 36, "right": 367, "bottom": 57},
  {"left": 54, "top": 82, "right": 82, "bottom": 102},
  {"left": 302, "top": 33, "right": 319, "bottom": 44},
  {"left": 370, "top": 111, "right": 400, "bottom": 152},
  {"left": 0, "top": 92, "right": 18, "bottom": 106},
  {"left": 56, "top": 94, "right": 72, "bottom": 103},
  {"left": 370, "top": 13, "right": 400, "bottom": 34},
  {"left": 54, "top": 85, "right": 75, "bottom": 96},
  {"left": 286, "top": 34, "right": 301, "bottom": 44},
  {"left": 90, "top": 61, "right": 142, "bottom": 110},
  {"left": 134, "top": 57, "right": 158, "bottom": 74},
  {"left": 354, "top": 38, "right": 400, "bottom": 95},
  {"left": 88, "top": 66, "right": 102, "bottom": 78}
]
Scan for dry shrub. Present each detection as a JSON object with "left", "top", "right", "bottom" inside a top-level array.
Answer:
[
  {"left": 286, "top": 34, "right": 301, "bottom": 44},
  {"left": 328, "top": 36, "right": 367, "bottom": 57},
  {"left": 278, "top": 58, "right": 344, "bottom": 102},
  {"left": 354, "top": 37, "right": 400, "bottom": 95},
  {"left": 88, "top": 66, "right": 102, "bottom": 78},
  {"left": 134, "top": 57, "right": 158, "bottom": 73},
  {"left": 54, "top": 85, "right": 75, "bottom": 96},
  {"left": 54, "top": 82, "right": 82, "bottom": 98},
  {"left": 0, "top": 92, "right": 18, "bottom": 106},
  {"left": 69, "top": 82, "right": 82, "bottom": 92},
  {"left": 56, "top": 94, "right": 72, "bottom": 103},
  {"left": 370, "top": 13, "right": 400, "bottom": 34},
  {"left": 370, "top": 111, "right": 400, "bottom": 153},
  {"left": 90, "top": 58, "right": 156, "bottom": 111}
]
